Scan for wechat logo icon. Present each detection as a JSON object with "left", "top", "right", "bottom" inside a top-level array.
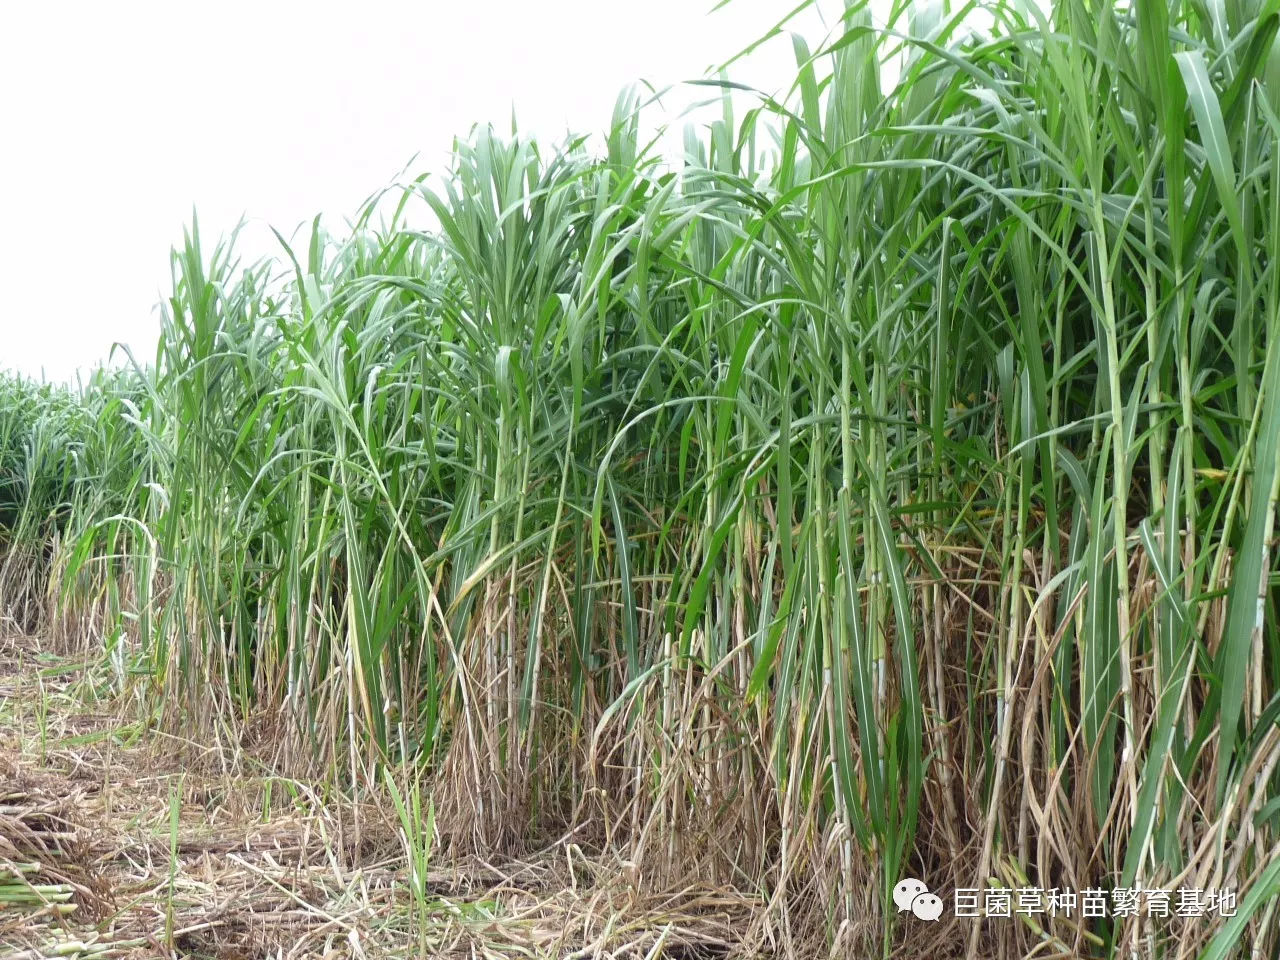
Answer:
[{"left": 893, "top": 877, "right": 944, "bottom": 921}]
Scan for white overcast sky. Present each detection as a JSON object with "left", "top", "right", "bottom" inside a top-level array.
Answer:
[{"left": 1, "top": 0, "right": 846, "bottom": 383}]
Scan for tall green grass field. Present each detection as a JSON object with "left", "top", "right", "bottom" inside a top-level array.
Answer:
[{"left": 3, "top": 0, "right": 1280, "bottom": 955}]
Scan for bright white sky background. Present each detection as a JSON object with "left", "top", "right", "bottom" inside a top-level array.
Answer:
[{"left": 1, "top": 0, "right": 846, "bottom": 383}]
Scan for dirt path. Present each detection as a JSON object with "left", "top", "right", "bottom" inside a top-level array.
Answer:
[{"left": 0, "top": 636, "right": 749, "bottom": 960}]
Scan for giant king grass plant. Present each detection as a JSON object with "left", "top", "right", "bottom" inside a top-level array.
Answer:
[{"left": 3, "top": 0, "right": 1280, "bottom": 955}]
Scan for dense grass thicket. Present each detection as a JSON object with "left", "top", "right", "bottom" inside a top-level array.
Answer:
[{"left": 5, "top": 0, "right": 1280, "bottom": 955}]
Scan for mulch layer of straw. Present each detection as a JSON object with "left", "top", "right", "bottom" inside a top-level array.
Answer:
[{"left": 0, "top": 634, "right": 757, "bottom": 959}]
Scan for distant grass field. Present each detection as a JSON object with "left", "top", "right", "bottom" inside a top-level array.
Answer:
[{"left": 4, "top": 0, "right": 1280, "bottom": 955}]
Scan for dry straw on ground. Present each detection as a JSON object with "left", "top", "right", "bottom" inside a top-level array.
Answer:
[{"left": 0, "top": 635, "right": 780, "bottom": 959}]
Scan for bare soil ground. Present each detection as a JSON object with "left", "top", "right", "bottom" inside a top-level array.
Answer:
[{"left": 0, "top": 635, "right": 750, "bottom": 959}]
